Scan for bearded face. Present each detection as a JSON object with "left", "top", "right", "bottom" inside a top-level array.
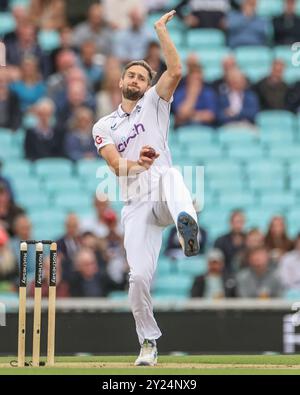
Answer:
[{"left": 120, "top": 65, "right": 150, "bottom": 101}]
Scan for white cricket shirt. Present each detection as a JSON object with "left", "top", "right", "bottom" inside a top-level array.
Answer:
[{"left": 92, "top": 85, "right": 173, "bottom": 202}]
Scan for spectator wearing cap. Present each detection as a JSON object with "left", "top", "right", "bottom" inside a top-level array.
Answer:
[
  {"left": 72, "top": 3, "right": 113, "bottom": 56},
  {"left": 214, "top": 210, "right": 247, "bottom": 275},
  {"left": 255, "top": 60, "right": 289, "bottom": 111},
  {"left": 175, "top": 0, "right": 229, "bottom": 30},
  {"left": 191, "top": 249, "right": 236, "bottom": 298},
  {"left": 0, "top": 182, "right": 25, "bottom": 236},
  {"left": 113, "top": 8, "right": 155, "bottom": 64},
  {"left": 217, "top": 68, "right": 259, "bottom": 126},
  {"left": 0, "top": 227, "right": 18, "bottom": 284},
  {"left": 172, "top": 59, "right": 217, "bottom": 128},
  {"left": 80, "top": 194, "right": 122, "bottom": 239},
  {"left": 273, "top": 0, "right": 300, "bottom": 45},
  {"left": 227, "top": 0, "right": 270, "bottom": 48},
  {"left": 278, "top": 233, "right": 300, "bottom": 294},
  {"left": 237, "top": 246, "right": 283, "bottom": 298},
  {"left": 0, "top": 68, "right": 22, "bottom": 130},
  {"left": 24, "top": 98, "right": 64, "bottom": 161}
]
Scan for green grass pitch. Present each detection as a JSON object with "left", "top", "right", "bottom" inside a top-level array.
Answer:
[{"left": 0, "top": 355, "right": 300, "bottom": 375}]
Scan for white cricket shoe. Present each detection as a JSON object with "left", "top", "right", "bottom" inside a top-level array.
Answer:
[{"left": 134, "top": 339, "right": 158, "bottom": 366}]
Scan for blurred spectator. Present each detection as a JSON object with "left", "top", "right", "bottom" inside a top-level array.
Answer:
[
  {"left": 24, "top": 98, "right": 64, "bottom": 161},
  {"left": 56, "top": 213, "right": 81, "bottom": 280},
  {"left": 10, "top": 214, "right": 35, "bottom": 280},
  {"left": 29, "top": 254, "right": 70, "bottom": 297},
  {"left": 175, "top": 0, "right": 229, "bottom": 30},
  {"left": 0, "top": 0, "right": 8, "bottom": 11},
  {"left": 286, "top": 80, "right": 300, "bottom": 114},
  {"left": 113, "top": 8, "right": 155, "bottom": 64},
  {"left": 213, "top": 55, "right": 238, "bottom": 92},
  {"left": 69, "top": 248, "right": 115, "bottom": 297},
  {"left": 56, "top": 80, "right": 95, "bottom": 127},
  {"left": 217, "top": 68, "right": 259, "bottom": 125},
  {"left": 255, "top": 59, "right": 289, "bottom": 111},
  {"left": 79, "top": 41, "right": 103, "bottom": 91},
  {"left": 72, "top": 3, "right": 113, "bottom": 55},
  {"left": 278, "top": 233, "right": 300, "bottom": 293},
  {"left": 227, "top": 0, "right": 270, "bottom": 48},
  {"left": 0, "top": 161, "right": 14, "bottom": 201},
  {"left": 47, "top": 50, "right": 77, "bottom": 100},
  {"left": 144, "top": 41, "right": 167, "bottom": 85},
  {"left": 10, "top": 56, "right": 46, "bottom": 112},
  {"left": 214, "top": 210, "right": 246, "bottom": 274},
  {"left": 3, "top": 5, "right": 29, "bottom": 43},
  {"left": 273, "top": 0, "right": 300, "bottom": 45},
  {"left": 0, "top": 182, "right": 25, "bottom": 236},
  {"left": 96, "top": 57, "right": 122, "bottom": 119},
  {"left": 4, "top": 22, "right": 43, "bottom": 67},
  {"left": 165, "top": 224, "right": 207, "bottom": 259},
  {"left": 64, "top": 106, "right": 97, "bottom": 161},
  {"left": 0, "top": 68, "right": 22, "bottom": 130},
  {"left": 236, "top": 246, "right": 283, "bottom": 298},
  {"left": 103, "top": 0, "right": 147, "bottom": 30},
  {"left": 191, "top": 248, "right": 236, "bottom": 298},
  {"left": 80, "top": 194, "right": 122, "bottom": 239},
  {"left": 80, "top": 231, "right": 109, "bottom": 272},
  {"left": 0, "top": 226, "right": 18, "bottom": 283},
  {"left": 102, "top": 209, "right": 128, "bottom": 287},
  {"left": 265, "top": 216, "right": 294, "bottom": 263},
  {"left": 172, "top": 61, "right": 217, "bottom": 127},
  {"left": 29, "top": 0, "right": 66, "bottom": 30},
  {"left": 233, "top": 228, "right": 265, "bottom": 272}
]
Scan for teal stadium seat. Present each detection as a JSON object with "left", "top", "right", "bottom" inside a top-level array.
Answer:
[
  {"left": 287, "top": 209, "right": 300, "bottom": 237},
  {"left": 257, "top": 110, "right": 296, "bottom": 131},
  {"left": 13, "top": 177, "right": 41, "bottom": 197},
  {"left": 177, "top": 125, "right": 215, "bottom": 146},
  {"left": 77, "top": 159, "right": 105, "bottom": 178},
  {"left": 227, "top": 144, "right": 265, "bottom": 161},
  {"left": 269, "top": 144, "right": 300, "bottom": 160},
  {"left": 246, "top": 159, "right": 285, "bottom": 177},
  {"left": 235, "top": 47, "right": 273, "bottom": 68},
  {"left": 2, "top": 160, "right": 32, "bottom": 179},
  {"left": 218, "top": 127, "right": 258, "bottom": 145},
  {"left": 53, "top": 192, "right": 92, "bottom": 212},
  {"left": 154, "top": 274, "right": 193, "bottom": 297},
  {"left": 176, "top": 256, "right": 207, "bottom": 276},
  {"left": 218, "top": 191, "right": 257, "bottom": 209},
  {"left": 203, "top": 65, "right": 223, "bottom": 82},
  {"left": 274, "top": 46, "right": 294, "bottom": 64},
  {"left": 189, "top": 144, "right": 223, "bottom": 163},
  {"left": 259, "top": 191, "right": 297, "bottom": 208},
  {"left": 259, "top": 128, "right": 294, "bottom": 144},
  {"left": 17, "top": 192, "right": 50, "bottom": 212},
  {"left": 284, "top": 67, "right": 300, "bottom": 84},
  {"left": 186, "top": 29, "right": 225, "bottom": 48},
  {"left": 29, "top": 208, "right": 66, "bottom": 226},
  {"left": 37, "top": 30, "right": 61, "bottom": 51},
  {"left": 44, "top": 177, "right": 82, "bottom": 195},
  {"left": 256, "top": 0, "right": 283, "bottom": 16},
  {"left": 240, "top": 64, "right": 270, "bottom": 83},
  {"left": 34, "top": 158, "right": 74, "bottom": 180},
  {"left": 246, "top": 207, "right": 285, "bottom": 231},
  {"left": 248, "top": 174, "right": 286, "bottom": 192},
  {"left": 196, "top": 47, "right": 231, "bottom": 68},
  {"left": 0, "top": 12, "right": 16, "bottom": 35}
]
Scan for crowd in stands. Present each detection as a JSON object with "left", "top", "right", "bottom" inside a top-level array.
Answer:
[{"left": 1, "top": 0, "right": 300, "bottom": 299}]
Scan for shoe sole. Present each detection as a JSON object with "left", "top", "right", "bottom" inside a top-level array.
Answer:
[{"left": 177, "top": 212, "right": 200, "bottom": 257}]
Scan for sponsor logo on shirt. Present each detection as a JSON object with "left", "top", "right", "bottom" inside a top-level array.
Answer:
[
  {"left": 117, "top": 123, "right": 145, "bottom": 153},
  {"left": 95, "top": 135, "right": 103, "bottom": 145}
]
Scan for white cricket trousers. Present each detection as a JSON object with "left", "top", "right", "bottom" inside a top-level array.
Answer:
[{"left": 121, "top": 167, "right": 198, "bottom": 345}]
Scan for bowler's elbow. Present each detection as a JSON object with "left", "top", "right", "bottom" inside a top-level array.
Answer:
[{"left": 169, "top": 66, "right": 183, "bottom": 80}]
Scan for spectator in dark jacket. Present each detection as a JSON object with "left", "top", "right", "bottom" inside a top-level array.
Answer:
[
  {"left": 69, "top": 248, "right": 116, "bottom": 297},
  {"left": 255, "top": 59, "right": 289, "bottom": 110},
  {"left": 175, "top": 0, "right": 229, "bottom": 30},
  {"left": 24, "top": 98, "right": 64, "bottom": 161},
  {"left": 191, "top": 248, "right": 236, "bottom": 298},
  {"left": 173, "top": 61, "right": 217, "bottom": 128},
  {"left": 214, "top": 209, "right": 247, "bottom": 274},
  {"left": 273, "top": 0, "right": 300, "bottom": 45},
  {"left": 0, "top": 182, "right": 25, "bottom": 236},
  {"left": 0, "top": 68, "right": 22, "bottom": 130},
  {"left": 217, "top": 68, "right": 259, "bottom": 125},
  {"left": 287, "top": 81, "right": 300, "bottom": 113}
]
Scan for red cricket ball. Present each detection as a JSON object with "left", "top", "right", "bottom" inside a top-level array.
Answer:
[{"left": 144, "top": 147, "right": 156, "bottom": 159}]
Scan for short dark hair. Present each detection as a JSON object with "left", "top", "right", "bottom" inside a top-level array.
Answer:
[{"left": 122, "top": 60, "right": 157, "bottom": 85}]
